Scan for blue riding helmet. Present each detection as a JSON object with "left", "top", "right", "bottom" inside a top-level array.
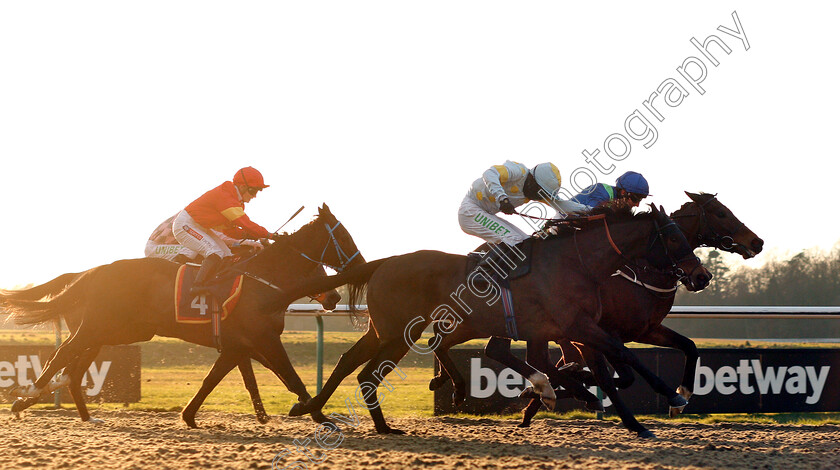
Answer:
[{"left": 615, "top": 171, "right": 650, "bottom": 196}]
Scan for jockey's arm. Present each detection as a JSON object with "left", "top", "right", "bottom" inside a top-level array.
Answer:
[{"left": 481, "top": 163, "right": 517, "bottom": 202}]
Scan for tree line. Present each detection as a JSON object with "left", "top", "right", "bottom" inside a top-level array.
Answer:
[{"left": 675, "top": 242, "right": 840, "bottom": 306}]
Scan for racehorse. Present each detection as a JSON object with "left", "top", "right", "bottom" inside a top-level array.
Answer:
[
  {"left": 3, "top": 204, "right": 363, "bottom": 425},
  {"left": 282, "top": 204, "right": 710, "bottom": 436},
  {"left": 1, "top": 266, "right": 341, "bottom": 426},
  {"left": 431, "top": 192, "right": 763, "bottom": 429}
]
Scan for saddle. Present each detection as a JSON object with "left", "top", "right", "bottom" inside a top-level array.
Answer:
[
  {"left": 466, "top": 238, "right": 534, "bottom": 285},
  {"left": 174, "top": 264, "right": 245, "bottom": 324}
]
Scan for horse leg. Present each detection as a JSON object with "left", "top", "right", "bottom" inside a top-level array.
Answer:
[
  {"left": 581, "top": 347, "right": 656, "bottom": 439},
  {"left": 64, "top": 346, "right": 102, "bottom": 423},
  {"left": 11, "top": 346, "right": 92, "bottom": 417},
  {"left": 290, "top": 327, "right": 380, "bottom": 417},
  {"left": 249, "top": 335, "right": 329, "bottom": 423},
  {"left": 355, "top": 338, "right": 412, "bottom": 435},
  {"left": 428, "top": 325, "right": 481, "bottom": 407},
  {"left": 181, "top": 350, "right": 243, "bottom": 428},
  {"left": 12, "top": 333, "right": 91, "bottom": 399},
  {"left": 428, "top": 322, "right": 451, "bottom": 392},
  {"left": 237, "top": 357, "right": 270, "bottom": 424},
  {"left": 569, "top": 316, "right": 686, "bottom": 412},
  {"left": 636, "top": 324, "right": 698, "bottom": 416},
  {"left": 490, "top": 336, "right": 598, "bottom": 410}
]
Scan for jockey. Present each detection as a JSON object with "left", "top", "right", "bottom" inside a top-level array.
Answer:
[
  {"left": 570, "top": 171, "right": 650, "bottom": 210},
  {"left": 145, "top": 214, "right": 261, "bottom": 263},
  {"left": 459, "top": 161, "right": 586, "bottom": 273},
  {"left": 172, "top": 166, "right": 272, "bottom": 295}
]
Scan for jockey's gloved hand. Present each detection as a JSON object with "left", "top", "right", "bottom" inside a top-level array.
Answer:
[{"left": 499, "top": 198, "right": 516, "bottom": 215}]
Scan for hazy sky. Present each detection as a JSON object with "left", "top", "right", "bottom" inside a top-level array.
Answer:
[{"left": 1, "top": 2, "right": 837, "bottom": 288}]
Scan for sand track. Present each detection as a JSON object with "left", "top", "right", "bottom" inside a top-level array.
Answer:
[{"left": 3, "top": 409, "right": 839, "bottom": 469}]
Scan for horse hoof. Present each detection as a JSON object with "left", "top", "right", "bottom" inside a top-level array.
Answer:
[
  {"left": 310, "top": 410, "right": 331, "bottom": 424},
  {"left": 257, "top": 414, "right": 271, "bottom": 424},
  {"left": 429, "top": 376, "right": 445, "bottom": 391},
  {"left": 289, "top": 402, "right": 308, "bottom": 417},
  {"left": 517, "top": 420, "right": 532, "bottom": 428},
  {"left": 87, "top": 418, "right": 105, "bottom": 425},
  {"left": 452, "top": 389, "right": 466, "bottom": 407},
  {"left": 181, "top": 414, "right": 198, "bottom": 428},
  {"left": 378, "top": 427, "right": 405, "bottom": 435},
  {"left": 637, "top": 430, "right": 657, "bottom": 439},
  {"left": 669, "top": 398, "right": 688, "bottom": 418},
  {"left": 585, "top": 401, "right": 605, "bottom": 413},
  {"left": 668, "top": 394, "right": 688, "bottom": 408}
]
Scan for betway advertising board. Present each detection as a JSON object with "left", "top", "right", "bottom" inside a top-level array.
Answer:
[
  {"left": 0, "top": 345, "right": 140, "bottom": 403},
  {"left": 433, "top": 348, "right": 840, "bottom": 415}
]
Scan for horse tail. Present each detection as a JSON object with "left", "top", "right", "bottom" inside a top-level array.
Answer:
[
  {"left": 4, "top": 271, "right": 91, "bottom": 326},
  {"left": 0, "top": 272, "right": 82, "bottom": 303}
]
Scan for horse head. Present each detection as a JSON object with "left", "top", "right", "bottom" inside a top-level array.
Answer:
[
  {"left": 274, "top": 203, "right": 365, "bottom": 274},
  {"left": 681, "top": 192, "right": 764, "bottom": 258},
  {"left": 645, "top": 204, "right": 712, "bottom": 292}
]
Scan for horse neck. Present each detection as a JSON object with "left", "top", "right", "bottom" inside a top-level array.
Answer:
[
  {"left": 671, "top": 203, "right": 703, "bottom": 250},
  {"left": 247, "top": 242, "right": 315, "bottom": 286},
  {"left": 560, "top": 216, "right": 653, "bottom": 280}
]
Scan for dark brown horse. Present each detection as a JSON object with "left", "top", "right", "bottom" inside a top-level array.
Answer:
[
  {"left": 464, "top": 192, "right": 763, "bottom": 427},
  {"left": 283, "top": 205, "right": 710, "bottom": 437},
  {"left": 3, "top": 205, "right": 364, "bottom": 425},
  {"left": 523, "top": 192, "right": 763, "bottom": 424},
  {"left": 1, "top": 266, "right": 341, "bottom": 426}
]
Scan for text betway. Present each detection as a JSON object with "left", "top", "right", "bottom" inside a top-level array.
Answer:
[
  {"left": 469, "top": 357, "right": 830, "bottom": 405},
  {"left": 0, "top": 355, "right": 111, "bottom": 396}
]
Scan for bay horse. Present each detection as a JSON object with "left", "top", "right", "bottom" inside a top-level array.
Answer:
[
  {"left": 1, "top": 266, "right": 341, "bottom": 426},
  {"left": 431, "top": 192, "right": 763, "bottom": 417},
  {"left": 282, "top": 205, "right": 710, "bottom": 437},
  {"left": 3, "top": 204, "right": 364, "bottom": 425}
]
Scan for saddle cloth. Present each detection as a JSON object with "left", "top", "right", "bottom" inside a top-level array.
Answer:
[{"left": 174, "top": 264, "right": 245, "bottom": 324}]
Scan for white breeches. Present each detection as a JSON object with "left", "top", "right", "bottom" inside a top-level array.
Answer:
[
  {"left": 458, "top": 196, "right": 530, "bottom": 246},
  {"left": 144, "top": 240, "right": 198, "bottom": 261},
  {"left": 172, "top": 210, "right": 232, "bottom": 259}
]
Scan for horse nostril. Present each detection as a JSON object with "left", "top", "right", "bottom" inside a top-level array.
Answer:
[{"left": 753, "top": 238, "right": 764, "bottom": 252}]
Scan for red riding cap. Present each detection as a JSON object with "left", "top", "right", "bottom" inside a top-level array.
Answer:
[{"left": 233, "top": 166, "right": 270, "bottom": 189}]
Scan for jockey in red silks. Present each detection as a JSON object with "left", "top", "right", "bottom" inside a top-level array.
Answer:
[
  {"left": 145, "top": 213, "right": 262, "bottom": 263},
  {"left": 172, "top": 167, "right": 272, "bottom": 295}
]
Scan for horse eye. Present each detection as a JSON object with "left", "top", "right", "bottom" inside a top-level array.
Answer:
[{"left": 717, "top": 211, "right": 727, "bottom": 218}]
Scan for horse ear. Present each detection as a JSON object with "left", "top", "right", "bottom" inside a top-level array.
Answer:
[
  {"left": 685, "top": 191, "right": 701, "bottom": 202},
  {"left": 320, "top": 203, "right": 331, "bottom": 214},
  {"left": 659, "top": 204, "right": 666, "bottom": 214}
]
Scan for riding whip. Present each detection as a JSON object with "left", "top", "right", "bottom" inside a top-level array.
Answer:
[{"left": 274, "top": 205, "right": 305, "bottom": 235}]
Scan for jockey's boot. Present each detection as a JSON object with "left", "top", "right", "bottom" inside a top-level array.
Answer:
[{"left": 189, "top": 254, "right": 222, "bottom": 296}]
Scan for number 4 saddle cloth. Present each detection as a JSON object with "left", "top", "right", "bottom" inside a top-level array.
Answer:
[{"left": 174, "top": 264, "right": 245, "bottom": 324}]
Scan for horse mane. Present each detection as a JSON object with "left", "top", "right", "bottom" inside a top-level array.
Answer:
[
  {"left": 543, "top": 204, "right": 649, "bottom": 240},
  {"left": 674, "top": 192, "right": 715, "bottom": 215}
]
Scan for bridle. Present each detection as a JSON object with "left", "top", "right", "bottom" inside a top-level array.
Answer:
[
  {"left": 293, "top": 220, "right": 361, "bottom": 273},
  {"left": 570, "top": 212, "right": 701, "bottom": 288},
  {"left": 672, "top": 195, "right": 746, "bottom": 252}
]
